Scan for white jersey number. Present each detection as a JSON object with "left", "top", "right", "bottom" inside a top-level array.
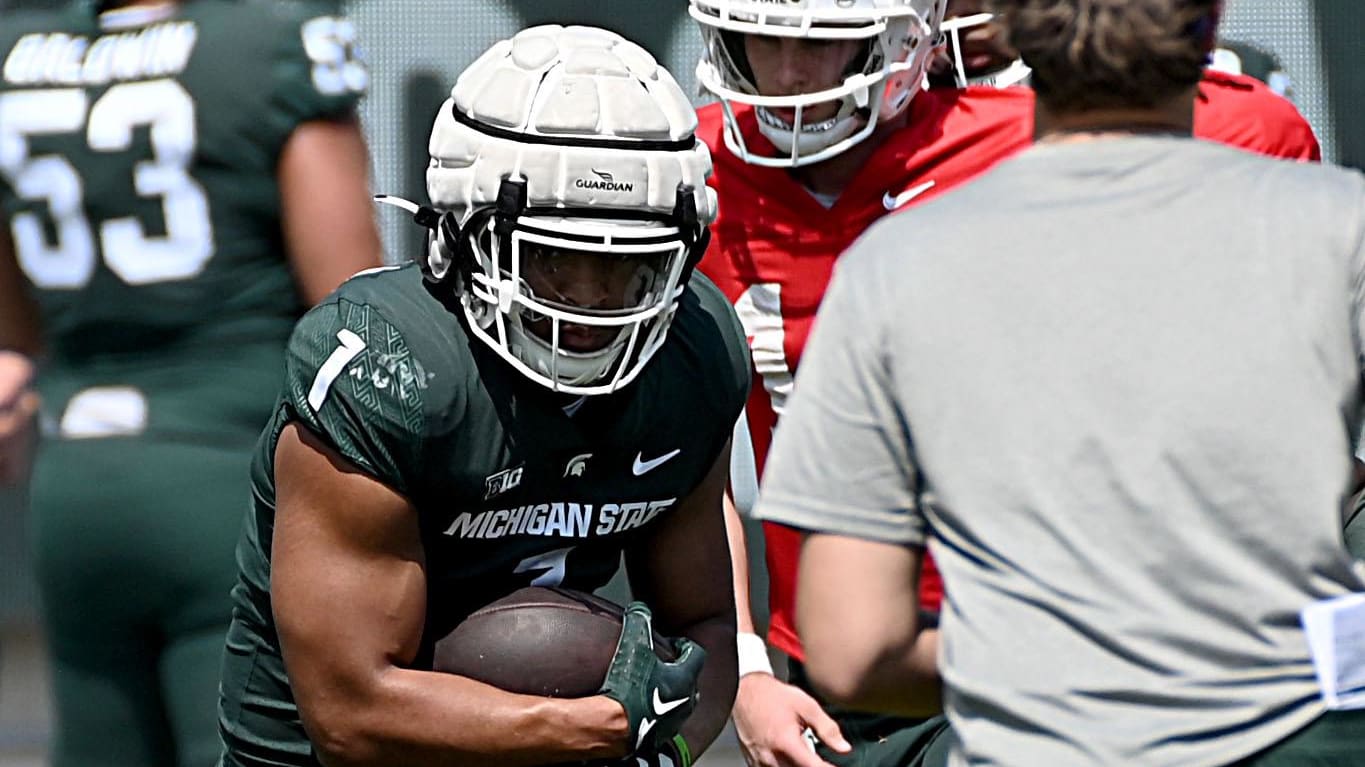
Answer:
[
  {"left": 733, "top": 282, "right": 794, "bottom": 415},
  {"left": 0, "top": 80, "right": 214, "bottom": 290},
  {"left": 514, "top": 546, "right": 574, "bottom": 587},
  {"left": 300, "top": 16, "right": 368, "bottom": 97}
]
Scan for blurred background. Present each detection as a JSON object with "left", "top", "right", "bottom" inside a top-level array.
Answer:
[{"left": 0, "top": 0, "right": 1362, "bottom": 763}]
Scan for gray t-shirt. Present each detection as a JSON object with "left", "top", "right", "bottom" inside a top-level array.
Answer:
[{"left": 756, "top": 136, "right": 1365, "bottom": 767}]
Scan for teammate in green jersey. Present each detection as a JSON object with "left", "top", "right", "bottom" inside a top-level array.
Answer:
[
  {"left": 217, "top": 24, "right": 749, "bottom": 767},
  {"left": 0, "top": 0, "right": 383, "bottom": 764}
]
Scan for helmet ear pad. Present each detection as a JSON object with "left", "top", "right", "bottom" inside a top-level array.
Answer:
[
  {"left": 420, "top": 208, "right": 489, "bottom": 285},
  {"left": 421, "top": 173, "right": 530, "bottom": 309}
]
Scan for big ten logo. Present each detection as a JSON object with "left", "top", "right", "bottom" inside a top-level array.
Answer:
[{"left": 483, "top": 465, "right": 524, "bottom": 500}]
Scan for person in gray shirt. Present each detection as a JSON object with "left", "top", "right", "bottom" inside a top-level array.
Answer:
[{"left": 754, "top": 0, "right": 1365, "bottom": 765}]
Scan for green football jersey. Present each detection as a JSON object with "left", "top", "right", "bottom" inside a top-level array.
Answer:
[
  {"left": 0, "top": 0, "right": 365, "bottom": 442},
  {"left": 220, "top": 264, "right": 751, "bottom": 766}
]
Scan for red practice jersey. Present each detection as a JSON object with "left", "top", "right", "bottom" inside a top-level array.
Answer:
[
  {"left": 1195, "top": 69, "right": 1321, "bottom": 161},
  {"left": 700, "top": 73, "right": 1320, "bottom": 661},
  {"left": 699, "top": 86, "right": 1035, "bottom": 659}
]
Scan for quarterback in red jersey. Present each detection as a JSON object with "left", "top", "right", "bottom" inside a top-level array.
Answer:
[
  {"left": 692, "top": 1, "right": 1324, "bottom": 766},
  {"left": 699, "top": 82, "right": 1033, "bottom": 654}
]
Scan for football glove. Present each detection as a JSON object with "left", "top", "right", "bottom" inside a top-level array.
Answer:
[
  {"left": 599, "top": 602, "right": 705, "bottom": 755},
  {"left": 616, "top": 735, "right": 692, "bottom": 767}
]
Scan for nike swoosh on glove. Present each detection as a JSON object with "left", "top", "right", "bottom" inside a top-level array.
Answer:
[{"left": 599, "top": 602, "right": 705, "bottom": 755}]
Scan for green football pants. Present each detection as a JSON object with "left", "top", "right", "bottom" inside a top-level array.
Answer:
[
  {"left": 30, "top": 436, "right": 250, "bottom": 767},
  {"left": 1229, "top": 709, "right": 1365, "bottom": 766},
  {"left": 788, "top": 659, "right": 952, "bottom": 767}
]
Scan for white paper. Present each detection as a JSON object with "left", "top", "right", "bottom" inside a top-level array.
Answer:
[{"left": 1300, "top": 592, "right": 1365, "bottom": 710}]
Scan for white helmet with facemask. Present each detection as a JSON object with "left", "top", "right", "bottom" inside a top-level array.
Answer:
[
  {"left": 690, "top": 0, "right": 946, "bottom": 168},
  {"left": 387, "top": 25, "right": 716, "bottom": 396}
]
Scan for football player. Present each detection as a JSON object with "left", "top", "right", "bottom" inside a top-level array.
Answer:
[
  {"left": 216, "top": 24, "right": 749, "bottom": 767},
  {"left": 929, "top": 0, "right": 1320, "bottom": 159},
  {"left": 688, "top": 0, "right": 1330, "bottom": 766},
  {"left": 0, "top": 0, "right": 382, "bottom": 764}
]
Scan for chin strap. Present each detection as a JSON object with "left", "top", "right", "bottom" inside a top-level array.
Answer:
[
  {"left": 372, "top": 194, "right": 472, "bottom": 316},
  {"left": 373, "top": 194, "right": 441, "bottom": 229},
  {"left": 373, "top": 193, "right": 465, "bottom": 285}
]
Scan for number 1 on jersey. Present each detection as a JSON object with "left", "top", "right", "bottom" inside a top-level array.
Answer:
[
  {"left": 308, "top": 329, "right": 366, "bottom": 410},
  {"left": 514, "top": 547, "right": 574, "bottom": 587}
]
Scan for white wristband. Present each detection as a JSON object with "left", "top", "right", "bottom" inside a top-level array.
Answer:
[{"left": 736, "top": 631, "right": 774, "bottom": 677}]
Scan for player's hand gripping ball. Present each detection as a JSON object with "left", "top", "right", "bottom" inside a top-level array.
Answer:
[
  {"left": 599, "top": 602, "right": 705, "bottom": 757},
  {"left": 433, "top": 587, "right": 679, "bottom": 697},
  {"left": 433, "top": 588, "right": 704, "bottom": 763}
]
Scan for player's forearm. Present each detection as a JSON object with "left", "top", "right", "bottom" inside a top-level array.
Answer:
[
  {"left": 722, "top": 491, "right": 760, "bottom": 635},
  {"left": 304, "top": 667, "right": 628, "bottom": 767},
  {"left": 677, "top": 613, "right": 739, "bottom": 760},
  {"left": 809, "top": 628, "right": 941, "bottom": 718},
  {"left": 797, "top": 533, "right": 940, "bottom": 718}
]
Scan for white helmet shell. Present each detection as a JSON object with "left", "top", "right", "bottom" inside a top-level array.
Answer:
[
  {"left": 425, "top": 25, "right": 718, "bottom": 395},
  {"left": 690, "top": 0, "right": 947, "bottom": 168}
]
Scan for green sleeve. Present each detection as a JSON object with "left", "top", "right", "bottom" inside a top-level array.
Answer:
[
  {"left": 281, "top": 297, "right": 428, "bottom": 496},
  {"left": 266, "top": 0, "right": 368, "bottom": 130}
]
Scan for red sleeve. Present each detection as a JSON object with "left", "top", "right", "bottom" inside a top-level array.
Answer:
[{"left": 1194, "top": 70, "right": 1320, "bottom": 161}]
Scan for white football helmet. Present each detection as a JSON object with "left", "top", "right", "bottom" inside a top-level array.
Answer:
[
  {"left": 690, "top": 0, "right": 947, "bottom": 168},
  {"left": 939, "top": 12, "right": 1031, "bottom": 88},
  {"left": 413, "top": 25, "right": 717, "bottom": 396}
]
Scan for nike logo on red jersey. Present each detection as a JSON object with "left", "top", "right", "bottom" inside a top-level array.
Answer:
[{"left": 883, "top": 180, "right": 937, "bottom": 211}]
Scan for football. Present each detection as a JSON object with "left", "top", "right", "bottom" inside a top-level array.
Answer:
[{"left": 433, "top": 586, "right": 675, "bottom": 697}]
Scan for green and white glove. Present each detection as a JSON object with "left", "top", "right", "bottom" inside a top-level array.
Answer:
[
  {"left": 617, "top": 736, "right": 693, "bottom": 767},
  {"left": 599, "top": 602, "right": 705, "bottom": 755}
]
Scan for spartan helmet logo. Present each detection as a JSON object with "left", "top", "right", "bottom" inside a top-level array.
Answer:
[{"left": 564, "top": 453, "right": 592, "bottom": 477}]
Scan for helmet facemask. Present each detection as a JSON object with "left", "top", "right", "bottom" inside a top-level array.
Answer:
[
  {"left": 422, "top": 178, "right": 709, "bottom": 396},
  {"left": 938, "top": 12, "right": 1032, "bottom": 88},
  {"left": 691, "top": 0, "right": 946, "bottom": 167}
]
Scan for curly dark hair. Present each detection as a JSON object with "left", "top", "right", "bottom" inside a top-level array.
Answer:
[{"left": 987, "top": 0, "right": 1220, "bottom": 112}]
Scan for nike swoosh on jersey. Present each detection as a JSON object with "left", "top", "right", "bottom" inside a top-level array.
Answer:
[
  {"left": 633, "top": 449, "right": 681, "bottom": 476},
  {"left": 653, "top": 688, "right": 690, "bottom": 716},
  {"left": 882, "top": 180, "right": 937, "bottom": 211}
]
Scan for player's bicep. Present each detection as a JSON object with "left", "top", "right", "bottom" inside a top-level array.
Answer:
[
  {"left": 627, "top": 440, "right": 736, "bottom": 635},
  {"left": 271, "top": 422, "right": 427, "bottom": 723},
  {"left": 279, "top": 114, "right": 384, "bottom": 305}
]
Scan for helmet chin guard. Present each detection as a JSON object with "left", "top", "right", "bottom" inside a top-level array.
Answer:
[
  {"left": 690, "top": 0, "right": 947, "bottom": 167},
  {"left": 383, "top": 25, "right": 717, "bottom": 396}
]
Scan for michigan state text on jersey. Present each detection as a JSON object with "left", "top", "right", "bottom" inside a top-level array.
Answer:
[
  {"left": 0, "top": 0, "right": 377, "bottom": 764},
  {"left": 218, "top": 25, "right": 749, "bottom": 767}
]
